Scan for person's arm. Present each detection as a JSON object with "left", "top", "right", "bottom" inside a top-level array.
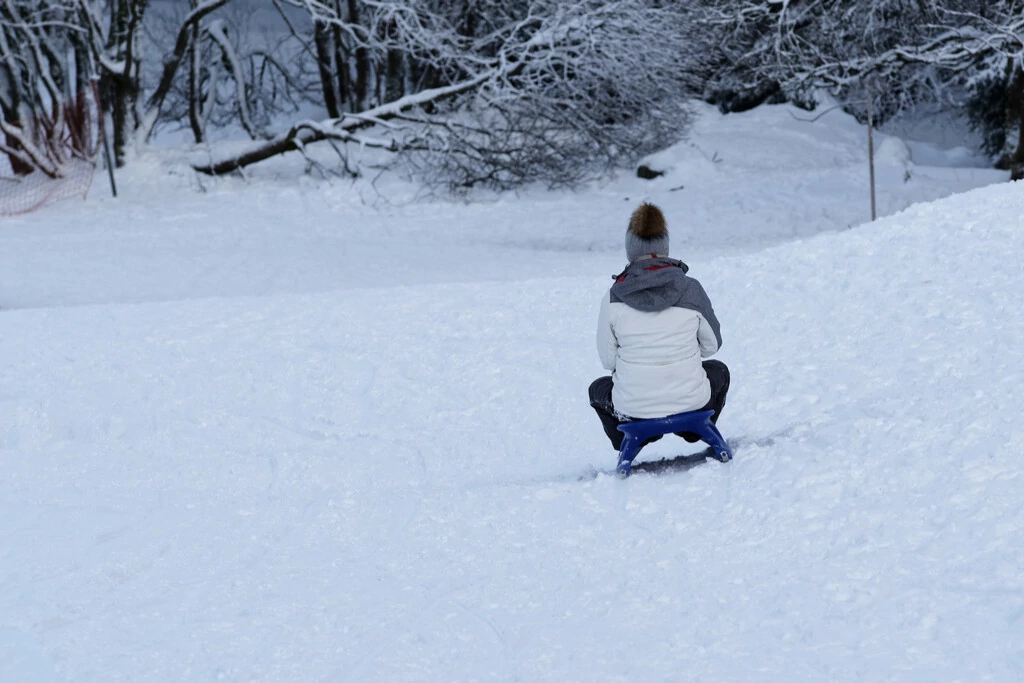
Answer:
[
  {"left": 697, "top": 315, "right": 720, "bottom": 357},
  {"left": 691, "top": 281, "right": 722, "bottom": 357},
  {"left": 596, "top": 293, "right": 618, "bottom": 371}
]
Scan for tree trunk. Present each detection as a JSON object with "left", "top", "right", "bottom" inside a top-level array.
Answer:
[
  {"left": 103, "top": 0, "right": 147, "bottom": 166},
  {"left": 385, "top": 15, "right": 403, "bottom": 106},
  {"left": 107, "top": 75, "right": 135, "bottom": 166},
  {"left": 0, "top": 51, "right": 32, "bottom": 175},
  {"left": 347, "top": 0, "right": 370, "bottom": 111},
  {"left": 72, "top": 33, "right": 91, "bottom": 95},
  {"left": 1007, "top": 61, "right": 1024, "bottom": 180},
  {"left": 331, "top": 5, "right": 351, "bottom": 114},
  {"left": 188, "top": 5, "right": 205, "bottom": 143},
  {"left": 314, "top": 20, "right": 340, "bottom": 118},
  {"left": 2, "top": 118, "right": 35, "bottom": 176}
]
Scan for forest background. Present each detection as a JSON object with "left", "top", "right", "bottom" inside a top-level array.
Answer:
[{"left": 3, "top": 0, "right": 1024, "bottom": 193}]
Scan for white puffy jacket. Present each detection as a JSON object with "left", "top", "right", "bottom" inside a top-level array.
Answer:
[{"left": 597, "top": 257, "right": 722, "bottom": 419}]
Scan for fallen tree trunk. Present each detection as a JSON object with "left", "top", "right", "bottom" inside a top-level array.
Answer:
[{"left": 192, "top": 71, "right": 492, "bottom": 175}]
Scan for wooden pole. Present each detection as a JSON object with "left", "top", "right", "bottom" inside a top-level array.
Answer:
[
  {"left": 101, "top": 127, "right": 118, "bottom": 198},
  {"left": 867, "top": 86, "right": 876, "bottom": 221}
]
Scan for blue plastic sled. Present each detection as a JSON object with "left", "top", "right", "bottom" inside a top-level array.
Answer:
[{"left": 616, "top": 409, "right": 732, "bottom": 477}]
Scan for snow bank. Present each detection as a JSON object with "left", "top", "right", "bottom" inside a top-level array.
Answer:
[{"left": 875, "top": 135, "right": 912, "bottom": 167}]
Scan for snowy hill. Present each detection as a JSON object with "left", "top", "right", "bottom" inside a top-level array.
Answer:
[{"left": 1, "top": 104, "right": 1022, "bottom": 681}]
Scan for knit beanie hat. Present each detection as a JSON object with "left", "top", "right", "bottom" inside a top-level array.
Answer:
[{"left": 625, "top": 202, "right": 669, "bottom": 262}]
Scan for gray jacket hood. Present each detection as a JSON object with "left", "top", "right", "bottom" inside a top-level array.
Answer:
[
  {"left": 609, "top": 257, "right": 723, "bottom": 348},
  {"left": 610, "top": 258, "right": 691, "bottom": 313}
]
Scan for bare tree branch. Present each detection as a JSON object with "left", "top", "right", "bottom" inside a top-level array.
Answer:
[{"left": 137, "top": 0, "right": 233, "bottom": 141}]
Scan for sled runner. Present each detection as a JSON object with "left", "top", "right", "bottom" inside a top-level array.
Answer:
[{"left": 616, "top": 409, "right": 732, "bottom": 477}]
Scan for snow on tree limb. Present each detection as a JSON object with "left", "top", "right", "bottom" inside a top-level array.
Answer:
[
  {"left": 205, "top": 18, "right": 264, "bottom": 140},
  {"left": 193, "top": 71, "right": 491, "bottom": 175},
  {"left": 0, "top": 120, "right": 61, "bottom": 178},
  {"left": 193, "top": 0, "right": 699, "bottom": 190}
]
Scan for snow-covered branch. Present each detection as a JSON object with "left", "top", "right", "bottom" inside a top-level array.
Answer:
[
  {"left": 0, "top": 0, "right": 103, "bottom": 176},
  {"left": 195, "top": 0, "right": 699, "bottom": 190},
  {"left": 138, "top": 0, "right": 234, "bottom": 142},
  {"left": 193, "top": 69, "right": 492, "bottom": 175},
  {"left": 205, "top": 18, "right": 264, "bottom": 140}
]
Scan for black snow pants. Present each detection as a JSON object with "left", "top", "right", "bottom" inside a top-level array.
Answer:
[{"left": 588, "top": 360, "right": 730, "bottom": 451}]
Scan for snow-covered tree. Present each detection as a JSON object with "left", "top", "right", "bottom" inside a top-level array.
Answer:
[
  {"left": 195, "top": 0, "right": 704, "bottom": 191},
  {"left": 0, "top": 0, "right": 98, "bottom": 177},
  {"left": 696, "top": 0, "right": 965, "bottom": 116},
  {"left": 151, "top": 1, "right": 311, "bottom": 144},
  {"left": 779, "top": 1, "right": 1024, "bottom": 176},
  {"left": 692, "top": 0, "right": 1024, "bottom": 177},
  {"left": 7, "top": 0, "right": 1018, "bottom": 188}
]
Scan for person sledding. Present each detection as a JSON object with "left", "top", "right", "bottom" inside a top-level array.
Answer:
[{"left": 589, "top": 202, "right": 730, "bottom": 456}]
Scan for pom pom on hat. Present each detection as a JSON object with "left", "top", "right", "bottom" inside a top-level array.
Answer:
[{"left": 625, "top": 202, "right": 669, "bottom": 262}]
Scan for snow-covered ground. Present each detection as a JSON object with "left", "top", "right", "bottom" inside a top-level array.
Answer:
[{"left": 1, "top": 104, "right": 1022, "bottom": 681}]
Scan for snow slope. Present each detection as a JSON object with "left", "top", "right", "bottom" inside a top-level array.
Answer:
[{"left": 1, "top": 104, "right": 1022, "bottom": 681}]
